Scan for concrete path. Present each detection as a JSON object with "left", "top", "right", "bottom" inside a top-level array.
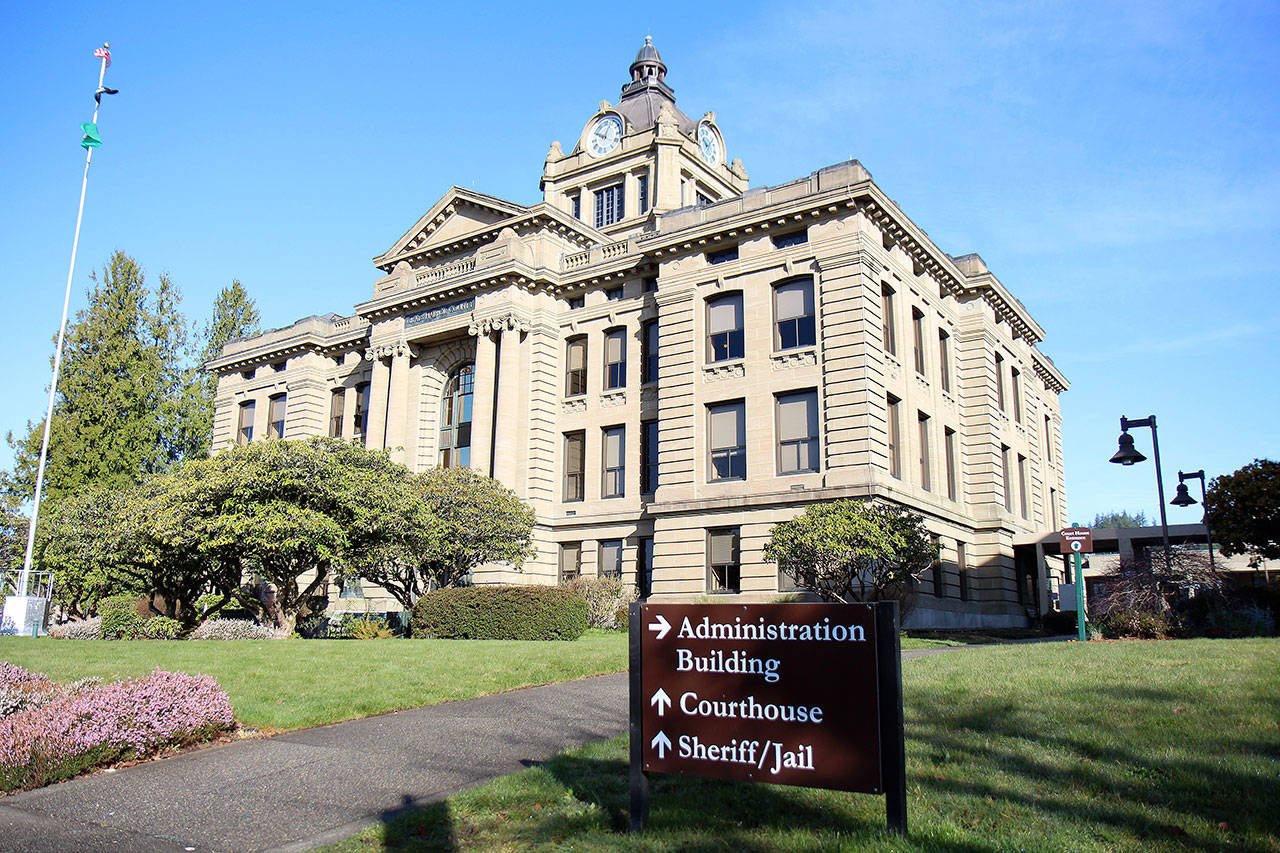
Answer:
[{"left": 0, "top": 646, "right": 977, "bottom": 852}]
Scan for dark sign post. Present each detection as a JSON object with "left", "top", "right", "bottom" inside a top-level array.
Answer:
[
  {"left": 1058, "top": 527, "right": 1094, "bottom": 641},
  {"left": 629, "top": 601, "right": 906, "bottom": 836}
]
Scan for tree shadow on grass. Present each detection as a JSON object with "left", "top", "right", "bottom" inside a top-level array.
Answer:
[{"left": 905, "top": 683, "right": 1280, "bottom": 850}]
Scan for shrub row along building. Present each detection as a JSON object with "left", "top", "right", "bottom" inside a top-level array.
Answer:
[{"left": 209, "top": 39, "right": 1069, "bottom": 627}]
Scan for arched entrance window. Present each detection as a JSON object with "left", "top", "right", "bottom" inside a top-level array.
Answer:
[{"left": 438, "top": 363, "right": 474, "bottom": 468}]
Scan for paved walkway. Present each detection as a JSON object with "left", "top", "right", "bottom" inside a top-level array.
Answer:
[{"left": 0, "top": 646, "right": 975, "bottom": 852}]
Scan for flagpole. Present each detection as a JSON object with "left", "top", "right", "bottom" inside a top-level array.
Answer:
[{"left": 16, "top": 43, "right": 113, "bottom": 601}]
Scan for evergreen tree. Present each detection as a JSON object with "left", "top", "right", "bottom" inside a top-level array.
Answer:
[
  {"left": 2, "top": 251, "right": 190, "bottom": 503},
  {"left": 172, "top": 280, "right": 260, "bottom": 460}
]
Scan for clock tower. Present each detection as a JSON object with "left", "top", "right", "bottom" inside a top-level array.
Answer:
[{"left": 541, "top": 37, "right": 749, "bottom": 237}]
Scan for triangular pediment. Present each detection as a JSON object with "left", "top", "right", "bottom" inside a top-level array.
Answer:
[{"left": 374, "top": 187, "right": 529, "bottom": 270}]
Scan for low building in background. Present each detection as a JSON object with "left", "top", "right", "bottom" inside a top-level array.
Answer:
[{"left": 208, "top": 39, "right": 1069, "bottom": 628}]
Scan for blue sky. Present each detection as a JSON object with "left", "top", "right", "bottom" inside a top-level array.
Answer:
[{"left": 2, "top": 0, "right": 1277, "bottom": 524}]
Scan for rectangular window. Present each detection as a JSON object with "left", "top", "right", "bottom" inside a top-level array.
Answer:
[
  {"left": 559, "top": 543, "right": 581, "bottom": 583},
  {"left": 887, "top": 395, "right": 901, "bottom": 479},
  {"left": 708, "top": 400, "right": 746, "bottom": 481},
  {"left": 605, "top": 285, "right": 625, "bottom": 301},
  {"left": 774, "top": 278, "right": 816, "bottom": 350},
  {"left": 1011, "top": 367, "right": 1022, "bottom": 423},
  {"left": 1018, "top": 454, "right": 1029, "bottom": 519},
  {"left": 563, "top": 431, "right": 585, "bottom": 501},
  {"left": 642, "top": 321, "right": 659, "bottom": 384},
  {"left": 638, "top": 536, "right": 654, "bottom": 597},
  {"left": 568, "top": 294, "right": 585, "bottom": 309},
  {"left": 696, "top": 190, "right": 715, "bottom": 207},
  {"left": 912, "top": 308, "right": 926, "bottom": 375},
  {"left": 938, "top": 330, "right": 951, "bottom": 393},
  {"left": 708, "top": 528, "right": 740, "bottom": 593},
  {"left": 642, "top": 275, "right": 658, "bottom": 293},
  {"left": 881, "top": 283, "right": 897, "bottom": 356},
  {"left": 571, "top": 194, "right": 581, "bottom": 220},
  {"left": 353, "top": 383, "right": 370, "bottom": 443},
  {"left": 271, "top": 360, "right": 287, "bottom": 373},
  {"left": 771, "top": 229, "right": 808, "bottom": 249},
  {"left": 240, "top": 368, "right": 255, "bottom": 380},
  {"left": 707, "top": 293, "right": 744, "bottom": 362},
  {"left": 1050, "top": 487, "right": 1059, "bottom": 530},
  {"left": 918, "top": 412, "right": 931, "bottom": 491},
  {"left": 594, "top": 183, "right": 624, "bottom": 228},
  {"left": 641, "top": 419, "right": 659, "bottom": 493},
  {"left": 565, "top": 336, "right": 587, "bottom": 396},
  {"left": 267, "top": 393, "right": 286, "bottom": 439},
  {"left": 995, "top": 352, "right": 1006, "bottom": 412},
  {"left": 604, "top": 328, "right": 627, "bottom": 390},
  {"left": 777, "top": 390, "right": 819, "bottom": 474},
  {"left": 237, "top": 400, "right": 255, "bottom": 445},
  {"left": 1044, "top": 415, "right": 1053, "bottom": 463},
  {"left": 944, "top": 427, "right": 958, "bottom": 501},
  {"left": 931, "top": 534, "right": 945, "bottom": 597},
  {"left": 598, "top": 540, "right": 623, "bottom": 579},
  {"left": 637, "top": 174, "right": 649, "bottom": 214},
  {"left": 706, "top": 245, "right": 738, "bottom": 265},
  {"left": 329, "top": 389, "right": 344, "bottom": 438},
  {"left": 1002, "top": 444, "right": 1013, "bottom": 511},
  {"left": 602, "top": 425, "right": 625, "bottom": 498},
  {"left": 957, "top": 541, "right": 970, "bottom": 601}
]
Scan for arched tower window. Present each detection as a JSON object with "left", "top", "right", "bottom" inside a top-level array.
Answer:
[{"left": 438, "top": 363, "right": 474, "bottom": 468}]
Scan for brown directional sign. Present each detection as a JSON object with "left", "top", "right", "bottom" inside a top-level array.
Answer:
[
  {"left": 1058, "top": 527, "right": 1094, "bottom": 554},
  {"left": 637, "top": 602, "right": 884, "bottom": 793}
]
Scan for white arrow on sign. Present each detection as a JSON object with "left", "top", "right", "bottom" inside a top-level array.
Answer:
[
  {"left": 650, "top": 687, "right": 671, "bottom": 716},
  {"left": 651, "top": 730, "right": 672, "bottom": 758},
  {"left": 648, "top": 613, "right": 671, "bottom": 640}
]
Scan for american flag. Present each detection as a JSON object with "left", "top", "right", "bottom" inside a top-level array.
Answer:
[{"left": 93, "top": 46, "right": 111, "bottom": 67}]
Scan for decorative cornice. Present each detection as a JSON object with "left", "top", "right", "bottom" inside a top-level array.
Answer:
[
  {"left": 468, "top": 311, "right": 531, "bottom": 336},
  {"left": 366, "top": 342, "right": 416, "bottom": 361}
]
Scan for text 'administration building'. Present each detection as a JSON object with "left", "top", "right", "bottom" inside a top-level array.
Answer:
[{"left": 209, "top": 40, "right": 1069, "bottom": 628}]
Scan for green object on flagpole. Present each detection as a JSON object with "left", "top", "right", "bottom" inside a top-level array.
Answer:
[
  {"left": 80, "top": 122, "right": 102, "bottom": 148},
  {"left": 1075, "top": 552, "right": 1087, "bottom": 641}
]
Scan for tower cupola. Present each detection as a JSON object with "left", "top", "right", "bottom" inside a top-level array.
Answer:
[{"left": 622, "top": 36, "right": 674, "bottom": 101}]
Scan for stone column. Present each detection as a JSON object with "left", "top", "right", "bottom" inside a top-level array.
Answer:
[
  {"left": 365, "top": 351, "right": 391, "bottom": 450},
  {"left": 384, "top": 344, "right": 414, "bottom": 462},
  {"left": 492, "top": 326, "right": 523, "bottom": 488},
  {"left": 468, "top": 329, "right": 498, "bottom": 477}
]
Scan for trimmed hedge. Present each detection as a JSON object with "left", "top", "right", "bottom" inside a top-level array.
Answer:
[{"left": 411, "top": 585, "right": 588, "bottom": 641}]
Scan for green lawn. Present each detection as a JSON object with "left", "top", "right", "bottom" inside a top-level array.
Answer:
[
  {"left": 0, "top": 632, "right": 629, "bottom": 732},
  {"left": 0, "top": 632, "right": 954, "bottom": 733},
  {"left": 325, "top": 638, "right": 1280, "bottom": 852}
]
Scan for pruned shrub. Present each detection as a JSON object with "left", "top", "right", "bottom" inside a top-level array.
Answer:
[
  {"left": 1098, "top": 607, "right": 1174, "bottom": 639},
  {"left": 188, "top": 619, "right": 276, "bottom": 641},
  {"left": 1042, "top": 609, "right": 1077, "bottom": 635},
  {"left": 49, "top": 618, "right": 103, "bottom": 640},
  {"left": 98, "top": 594, "right": 146, "bottom": 640},
  {"left": 0, "top": 667, "right": 235, "bottom": 792},
  {"left": 564, "top": 576, "right": 637, "bottom": 630},
  {"left": 137, "top": 617, "right": 182, "bottom": 640},
  {"left": 350, "top": 616, "right": 395, "bottom": 640},
  {"left": 411, "top": 585, "right": 588, "bottom": 640}
]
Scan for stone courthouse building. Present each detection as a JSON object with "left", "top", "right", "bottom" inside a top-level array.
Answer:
[{"left": 209, "top": 39, "right": 1069, "bottom": 627}]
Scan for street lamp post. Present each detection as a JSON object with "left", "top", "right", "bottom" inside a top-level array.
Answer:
[
  {"left": 1170, "top": 469, "right": 1216, "bottom": 571},
  {"left": 1109, "top": 415, "right": 1173, "bottom": 572}
]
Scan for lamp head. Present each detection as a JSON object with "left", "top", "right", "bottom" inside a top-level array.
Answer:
[
  {"left": 1170, "top": 482, "right": 1196, "bottom": 507},
  {"left": 1109, "top": 430, "right": 1146, "bottom": 466}
]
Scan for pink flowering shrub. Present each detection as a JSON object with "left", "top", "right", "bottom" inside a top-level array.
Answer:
[{"left": 0, "top": 663, "right": 235, "bottom": 791}]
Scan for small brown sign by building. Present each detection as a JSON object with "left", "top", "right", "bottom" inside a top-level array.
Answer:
[{"left": 1059, "top": 527, "right": 1094, "bottom": 554}]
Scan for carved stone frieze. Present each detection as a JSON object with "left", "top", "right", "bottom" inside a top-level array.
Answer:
[
  {"left": 468, "top": 311, "right": 532, "bottom": 336},
  {"left": 365, "top": 342, "right": 416, "bottom": 361},
  {"left": 562, "top": 398, "right": 587, "bottom": 414},
  {"left": 702, "top": 362, "right": 746, "bottom": 382},
  {"left": 770, "top": 349, "right": 818, "bottom": 371},
  {"left": 600, "top": 390, "right": 627, "bottom": 408}
]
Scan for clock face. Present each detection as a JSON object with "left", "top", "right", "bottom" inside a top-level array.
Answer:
[
  {"left": 698, "top": 123, "right": 721, "bottom": 165},
  {"left": 588, "top": 115, "right": 623, "bottom": 157}
]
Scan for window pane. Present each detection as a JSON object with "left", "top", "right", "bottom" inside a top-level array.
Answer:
[
  {"left": 777, "top": 391, "right": 817, "bottom": 441},
  {"left": 708, "top": 295, "right": 741, "bottom": 334},
  {"left": 709, "top": 403, "right": 743, "bottom": 448}
]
